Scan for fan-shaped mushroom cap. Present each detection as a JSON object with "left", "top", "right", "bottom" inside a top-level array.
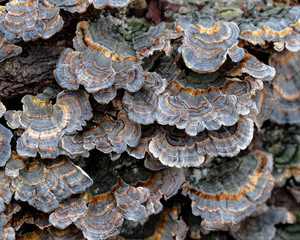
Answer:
[
  {"left": 269, "top": 51, "right": 300, "bottom": 124},
  {"left": 54, "top": 48, "right": 82, "bottom": 90},
  {"left": 0, "top": 210, "right": 15, "bottom": 239},
  {"left": 177, "top": 15, "right": 245, "bottom": 73},
  {"left": 1, "top": 203, "right": 18, "bottom": 239},
  {"left": 55, "top": 16, "right": 144, "bottom": 104},
  {"left": 227, "top": 52, "right": 276, "bottom": 81},
  {"left": 0, "top": 35, "right": 22, "bottom": 62},
  {"left": 5, "top": 90, "right": 92, "bottom": 159},
  {"left": 6, "top": 155, "right": 92, "bottom": 213},
  {"left": 49, "top": 194, "right": 88, "bottom": 229},
  {"left": 149, "top": 117, "right": 254, "bottom": 168},
  {"left": 132, "top": 22, "right": 174, "bottom": 59},
  {"left": 91, "top": 0, "right": 133, "bottom": 9},
  {"left": 114, "top": 183, "right": 150, "bottom": 221},
  {"left": 144, "top": 154, "right": 168, "bottom": 171},
  {"left": 238, "top": 6, "right": 300, "bottom": 52},
  {"left": 45, "top": 0, "right": 89, "bottom": 13},
  {"left": 0, "top": 0, "right": 64, "bottom": 42},
  {"left": 232, "top": 205, "right": 295, "bottom": 240},
  {"left": 10, "top": 158, "right": 67, "bottom": 212},
  {"left": 75, "top": 182, "right": 124, "bottom": 239},
  {"left": 182, "top": 150, "right": 274, "bottom": 231},
  {"left": 156, "top": 72, "right": 262, "bottom": 136},
  {"left": 123, "top": 72, "right": 167, "bottom": 125},
  {"left": 5, "top": 152, "right": 25, "bottom": 178}
]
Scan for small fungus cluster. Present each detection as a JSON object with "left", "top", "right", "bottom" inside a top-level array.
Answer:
[{"left": 0, "top": 0, "right": 299, "bottom": 239}]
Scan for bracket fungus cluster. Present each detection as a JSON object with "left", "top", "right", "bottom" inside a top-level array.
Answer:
[{"left": 0, "top": 0, "right": 299, "bottom": 239}]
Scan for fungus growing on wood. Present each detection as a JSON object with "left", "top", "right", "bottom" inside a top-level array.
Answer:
[
  {"left": 59, "top": 132, "right": 90, "bottom": 159},
  {"left": 114, "top": 183, "right": 150, "bottom": 221},
  {"left": 49, "top": 194, "right": 88, "bottom": 229},
  {"left": 84, "top": 111, "right": 141, "bottom": 159},
  {"left": 149, "top": 117, "right": 254, "bottom": 168},
  {"left": 74, "top": 177, "right": 123, "bottom": 239},
  {"left": 0, "top": 0, "right": 64, "bottom": 42},
  {"left": 238, "top": 6, "right": 300, "bottom": 52},
  {"left": 155, "top": 71, "right": 262, "bottom": 136},
  {"left": 115, "top": 155, "right": 185, "bottom": 215},
  {"left": 132, "top": 22, "right": 174, "bottom": 59},
  {"left": 6, "top": 155, "right": 92, "bottom": 213},
  {"left": 16, "top": 225, "right": 84, "bottom": 240},
  {"left": 176, "top": 14, "right": 245, "bottom": 73},
  {"left": 182, "top": 151, "right": 274, "bottom": 230},
  {"left": 10, "top": 206, "right": 51, "bottom": 231},
  {"left": 227, "top": 52, "right": 276, "bottom": 81},
  {"left": 5, "top": 90, "right": 92, "bottom": 159},
  {"left": 55, "top": 16, "right": 144, "bottom": 104},
  {"left": 123, "top": 72, "right": 167, "bottom": 125}
]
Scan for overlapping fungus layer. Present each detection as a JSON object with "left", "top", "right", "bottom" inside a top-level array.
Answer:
[
  {"left": 0, "top": 2, "right": 300, "bottom": 240},
  {"left": 183, "top": 150, "right": 274, "bottom": 230},
  {"left": 5, "top": 90, "right": 92, "bottom": 159}
]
